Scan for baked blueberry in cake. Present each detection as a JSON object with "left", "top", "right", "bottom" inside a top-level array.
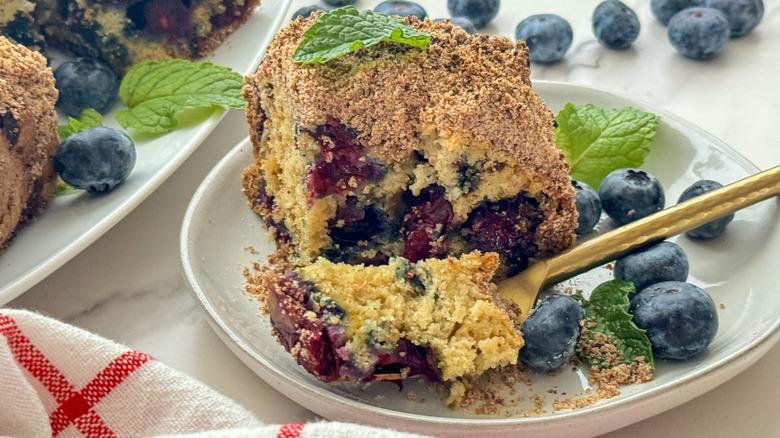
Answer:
[
  {"left": 0, "top": 0, "right": 260, "bottom": 73},
  {"left": 0, "top": 36, "right": 59, "bottom": 254},
  {"left": 258, "top": 251, "right": 523, "bottom": 391},
  {"left": 242, "top": 14, "right": 578, "bottom": 280}
]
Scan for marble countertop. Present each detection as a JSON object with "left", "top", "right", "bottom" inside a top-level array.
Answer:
[{"left": 7, "top": 0, "right": 779, "bottom": 436}]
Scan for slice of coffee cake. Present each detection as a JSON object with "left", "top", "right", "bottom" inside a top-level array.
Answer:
[{"left": 243, "top": 14, "right": 577, "bottom": 279}]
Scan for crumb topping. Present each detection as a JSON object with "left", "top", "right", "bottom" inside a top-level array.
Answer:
[{"left": 247, "top": 15, "right": 572, "bottom": 199}]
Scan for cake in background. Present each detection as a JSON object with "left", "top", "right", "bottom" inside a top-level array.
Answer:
[
  {"left": 0, "top": 36, "right": 60, "bottom": 254},
  {"left": 0, "top": 0, "right": 261, "bottom": 73}
]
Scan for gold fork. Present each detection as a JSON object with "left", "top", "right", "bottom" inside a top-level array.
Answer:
[{"left": 498, "top": 165, "right": 780, "bottom": 317}]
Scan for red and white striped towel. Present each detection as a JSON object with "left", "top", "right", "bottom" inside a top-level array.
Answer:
[{"left": 0, "top": 309, "right": 431, "bottom": 438}]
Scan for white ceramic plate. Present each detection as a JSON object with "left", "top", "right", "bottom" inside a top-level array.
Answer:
[
  {"left": 0, "top": 0, "right": 293, "bottom": 304},
  {"left": 181, "top": 81, "right": 780, "bottom": 438}
]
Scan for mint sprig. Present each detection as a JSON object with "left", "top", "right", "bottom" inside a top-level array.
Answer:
[
  {"left": 115, "top": 59, "right": 245, "bottom": 134},
  {"left": 292, "top": 6, "right": 431, "bottom": 65},
  {"left": 57, "top": 108, "right": 103, "bottom": 140},
  {"left": 575, "top": 280, "right": 654, "bottom": 369},
  {"left": 554, "top": 103, "right": 659, "bottom": 189}
]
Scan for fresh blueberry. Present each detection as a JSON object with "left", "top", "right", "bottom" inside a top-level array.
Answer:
[
  {"left": 592, "top": 0, "right": 641, "bottom": 49},
  {"left": 630, "top": 281, "right": 718, "bottom": 360},
  {"left": 54, "top": 57, "right": 118, "bottom": 117},
  {"left": 667, "top": 7, "right": 730, "bottom": 59},
  {"left": 705, "top": 0, "right": 764, "bottom": 37},
  {"left": 322, "top": 0, "right": 355, "bottom": 6},
  {"left": 514, "top": 14, "right": 573, "bottom": 64},
  {"left": 572, "top": 180, "right": 601, "bottom": 235},
  {"left": 292, "top": 5, "right": 328, "bottom": 19},
  {"left": 599, "top": 168, "right": 665, "bottom": 226},
  {"left": 447, "top": 0, "right": 500, "bottom": 29},
  {"left": 615, "top": 241, "right": 689, "bottom": 297},
  {"left": 651, "top": 0, "right": 704, "bottom": 25},
  {"left": 374, "top": 1, "right": 427, "bottom": 20},
  {"left": 519, "top": 295, "right": 585, "bottom": 372},
  {"left": 677, "top": 180, "right": 734, "bottom": 238},
  {"left": 54, "top": 126, "right": 136, "bottom": 193},
  {"left": 434, "top": 17, "right": 477, "bottom": 34}
]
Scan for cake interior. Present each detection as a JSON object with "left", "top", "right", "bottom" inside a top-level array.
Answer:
[
  {"left": 264, "top": 251, "right": 523, "bottom": 385},
  {"left": 244, "top": 86, "right": 565, "bottom": 279}
]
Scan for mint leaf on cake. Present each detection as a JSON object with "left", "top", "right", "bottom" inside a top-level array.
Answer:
[
  {"left": 554, "top": 103, "right": 659, "bottom": 188},
  {"left": 115, "top": 59, "right": 245, "bottom": 134},
  {"left": 292, "top": 6, "right": 431, "bottom": 65}
]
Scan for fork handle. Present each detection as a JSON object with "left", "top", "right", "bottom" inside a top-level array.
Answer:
[{"left": 543, "top": 165, "right": 780, "bottom": 287}]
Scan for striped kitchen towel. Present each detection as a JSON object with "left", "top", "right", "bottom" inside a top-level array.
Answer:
[{"left": 0, "top": 309, "right": 431, "bottom": 438}]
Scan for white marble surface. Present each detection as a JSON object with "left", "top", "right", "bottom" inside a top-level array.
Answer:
[{"left": 6, "top": 0, "right": 780, "bottom": 436}]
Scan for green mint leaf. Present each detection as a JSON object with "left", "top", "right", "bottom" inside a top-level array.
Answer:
[
  {"left": 55, "top": 180, "right": 75, "bottom": 196},
  {"left": 554, "top": 103, "right": 659, "bottom": 189},
  {"left": 292, "top": 6, "right": 431, "bottom": 65},
  {"left": 576, "top": 280, "right": 654, "bottom": 369},
  {"left": 115, "top": 59, "right": 245, "bottom": 134},
  {"left": 57, "top": 108, "right": 103, "bottom": 140}
]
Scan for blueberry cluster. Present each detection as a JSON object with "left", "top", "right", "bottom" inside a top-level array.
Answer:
[
  {"left": 520, "top": 169, "right": 729, "bottom": 371},
  {"left": 588, "top": 169, "right": 728, "bottom": 360},
  {"left": 656, "top": 0, "right": 764, "bottom": 60},
  {"left": 513, "top": 1, "right": 641, "bottom": 64},
  {"left": 574, "top": 167, "right": 734, "bottom": 236},
  {"left": 514, "top": 0, "right": 763, "bottom": 63},
  {"left": 53, "top": 57, "right": 135, "bottom": 193}
]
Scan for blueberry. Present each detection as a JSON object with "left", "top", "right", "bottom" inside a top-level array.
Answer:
[
  {"left": 615, "top": 241, "right": 689, "bottom": 296},
  {"left": 677, "top": 180, "right": 734, "bottom": 238},
  {"left": 572, "top": 180, "right": 602, "bottom": 235},
  {"left": 292, "top": 5, "right": 328, "bottom": 20},
  {"left": 322, "top": 0, "right": 355, "bottom": 6},
  {"left": 374, "top": 1, "right": 427, "bottom": 20},
  {"left": 592, "top": 0, "right": 641, "bottom": 49},
  {"left": 667, "top": 7, "right": 730, "bottom": 60},
  {"left": 599, "top": 168, "right": 665, "bottom": 226},
  {"left": 651, "top": 0, "right": 704, "bottom": 25},
  {"left": 630, "top": 281, "right": 718, "bottom": 360},
  {"left": 54, "top": 57, "right": 118, "bottom": 118},
  {"left": 519, "top": 295, "right": 584, "bottom": 372},
  {"left": 514, "top": 14, "right": 573, "bottom": 64},
  {"left": 705, "top": 0, "right": 764, "bottom": 37},
  {"left": 434, "top": 17, "right": 477, "bottom": 35},
  {"left": 54, "top": 126, "right": 136, "bottom": 193},
  {"left": 446, "top": 0, "right": 500, "bottom": 29}
]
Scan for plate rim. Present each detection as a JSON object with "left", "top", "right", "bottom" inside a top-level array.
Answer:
[{"left": 180, "top": 80, "right": 780, "bottom": 436}]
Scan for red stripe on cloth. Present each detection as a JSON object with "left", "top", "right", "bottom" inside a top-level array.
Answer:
[
  {"left": 277, "top": 423, "right": 304, "bottom": 438},
  {"left": 79, "top": 350, "right": 154, "bottom": 406},
  {"left": 0, "top": 313, "right": 76, "bottom": 401},
  {"left": 0, "top": 313, "right": 154, "bottom": 437},
  {"left": 48, "top": 350, "right": 153, "bottom": 436}
]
